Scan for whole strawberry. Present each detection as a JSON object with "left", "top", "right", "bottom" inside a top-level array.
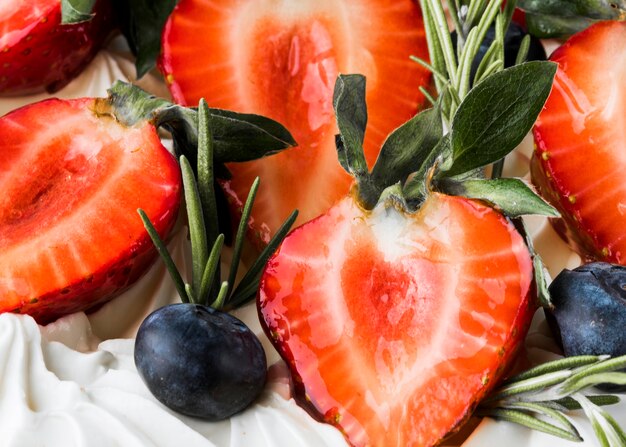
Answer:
[
  {"left": 259, "top": 64, "right": 557, "bottom": 446},
  {"left": 0, "top": 0, "right": 115, "bottom": 95},
  {"left": 531, "top": 20, "right": 626, "bottom": 264}
]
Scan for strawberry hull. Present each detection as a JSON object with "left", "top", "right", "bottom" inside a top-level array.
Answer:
[
  {"left": 0, "top": 0, "right": 114, "bottom": 96},
  {"left": 0, "top": 98, "right": 181, "bottom": 324},
  {"left": 258, "top": 192, "right": 535, "bottom": 446}
]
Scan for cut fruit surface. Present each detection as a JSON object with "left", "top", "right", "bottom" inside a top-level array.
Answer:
[
  {"left": 258, "top": 192, "right": 534, "bottom": 446},
  {"left": 531, "top": 20, "right": 626, "bottom": 263},
  {"left": 159, "top": 0, "right": 431, "bottom": 243},
  {"left": 0, "top": 98, "right": 181, "bottom": 323},
  {"left": 0, "top": 0, "right": 114, "bottom": 95}
]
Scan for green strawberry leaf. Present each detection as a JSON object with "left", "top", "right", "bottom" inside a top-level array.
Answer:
[
  {"left": 518, "top": 0, "right": 626, "bottom": 20},
  {"left": 525, "top": 13, "right": 600, "bottom": 38},
  {"left": 333, "top": 74, "right": 369, "bottom": 179},
  {"left": 61, "top": 0, "right": 96, "bottom": 24},
  {"left": 441, "top": 61, "right": 557, "bottom": 178},
  {"left": 370, "top": 104, "right": 443, "bottom": 195},
  {"left": 402, "top": 133, "right": 452, "bottom": 205},
  {"left": 438, "top": 177, "right": 560, "bottom": 217},
  {"left": 117, "top": 0, "right": 180, "bottom": 78}
]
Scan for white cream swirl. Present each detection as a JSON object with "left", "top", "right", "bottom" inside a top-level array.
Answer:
[{"left": 0, "top": 312, "right": 347, "bottom": 447}]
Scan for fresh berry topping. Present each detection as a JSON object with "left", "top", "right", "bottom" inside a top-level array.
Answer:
[
  {"left": 531, "top": 20, "right": 626, "bottom": 264},
  {"left": 0, "top": 0, "right": 114, "bottom": 95},
  {"left": 0, "top": 96, "right": 181, "bottom": 323},
  {"left": 135, "top": 100, "right": 294, "bottom": 420},
  {"left": 547, "top": 262, "right": 626, "bottom": 391},
  {"left": 259, "top": 192, "right": 534, "bottom": 446},
  {"left": 159, "top": 0, "right": 431, "bottom": 243},
  {"left": 256, "top": 10, "right": 559, "bottom": 437},
  {"left": 135, "top": 303, "right": 267, "bottom": 420}
]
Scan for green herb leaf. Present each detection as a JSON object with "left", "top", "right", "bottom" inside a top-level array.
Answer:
[
  {"left": 480, "top": 355, "right": 626, "bottom": 444},
  {"left": 105, "top": 82, "right": 296, "bottom": 167},
  {"left": 225, "top": 177, "right": 260, "bottom": 303},
  {"left": 332, "top": 74, "right": 369, "bottom": 179},
  {"left": 196, "top": 99, "right": 219, "bottom": 245},
  {"left": 229, "top": 210, "right": 298, "bottom": 308},
  {"left": 117, "top": 0, "right": 180, "bottom": 78},
  {"left": 518, "top": 0, "right": 626, "bottom": 20},
  {"left": 138, "top": 209, "right": 189, "bottom": 303},
  {"left": 61, "top": 0, "right": 96, "bottom": 24},
  {"left": 403, "top": 133, "right": 453, "bottom": 205},
  {"left": 370, "top": 105, "right": 442, "bottom": 195},
  {"left": 199, "top": 234, "right": 224, "bottom": 306},
  {"left": 525, "top": 13, "right": 599, "bottom": 39},
  {"left": 181, "top": 155, "right": 208, "bottom": 298},
  {"left": 438, "top": 177, "right": 559, "bottom": 217},
  {"left": 441, "top": 61, "right": 557, "bottom": 178},
  {"left": 479, "top": 408, "right": 583, "bottom": 442}
]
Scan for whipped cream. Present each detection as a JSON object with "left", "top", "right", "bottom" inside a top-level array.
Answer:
[
  {"left": 0, "top": 312, "right": 347, "bottom": 447},
  {"left": 0, "top": 36, "right": 617, "bottom": 447}
]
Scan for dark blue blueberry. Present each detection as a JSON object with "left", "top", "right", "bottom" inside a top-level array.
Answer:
[
  {"left": 452, "top": 22, "right": 546, "bottom": 82},
  {"left": 547, "top": 262, "right": 626, "bottom": 391},
  {"left": 134, "top": 303, "right": 267, "bottom": 420}
]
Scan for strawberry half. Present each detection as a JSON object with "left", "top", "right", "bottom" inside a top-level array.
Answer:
[
  {"left": 531, "top": 21, "right": 626, "bottom": 263},
  {"left": 259, "top": 192, "right": 534, "bottom": 446},
  {"left": 159, "top": 0, "right": 431, "bottom": 243},
  {"left": 0, "top": 0, "right": 114, "bottom": 95},
  {"left": 259, "top": 66, "right": 557, "bottom": 446},
  {"left": 0, "top": 81, "right": 296, "bottom": 325},
  {"left": 0, "top": 96, "right": 181, "bottom": 324}
]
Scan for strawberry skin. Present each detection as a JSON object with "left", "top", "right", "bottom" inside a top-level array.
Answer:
[
  {"left": 0, "top": 0, "right": 114, "bottom": 95},
  {"left": 531, "top": 21, "right": 626, "bottom": 263},
  {"left": 159, "top": 0, "right": 431, "bottom": 243},
  {"left": 0, "top": 98, "right": 181, "bottom": 324},
  {"left": 258, "top": 192, "right": 534, "bottom": 446}
]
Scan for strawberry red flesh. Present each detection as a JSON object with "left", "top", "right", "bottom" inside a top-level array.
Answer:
[
  {"left": 0, "top": 98, "right": 181, "bottom": 323},
  {"left": 259, "top": 192, "right": 534, "bottom": 446},
  {"left": 159, "top": 0, "right": 431, "bottom": 243},
  {"left": 0, "top": 0, "right": 114, "bottom": 95},
  {"left": 531, "top": 20, "right": 626, "bottom": 263}
]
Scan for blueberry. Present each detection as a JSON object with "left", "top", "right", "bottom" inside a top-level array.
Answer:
[
  {"left": 452, "top": 22, "right": 546, "bottom": 82},
  {"left": 134, "top": 303, "right": 267, "bottom": 420},
  {"left": 547, "top": 262, "right": 626, "bottom": 391}
]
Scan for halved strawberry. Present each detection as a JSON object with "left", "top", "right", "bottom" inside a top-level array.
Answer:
[
  {"left": 0, "top": 96, "right": 181, "bottom": 324},
  {"left": 258, "top": 60, "right": 558, "bottom": 445},
  {"left": 259, "top": 192, "right": 534, "bottom": 446},
  {"left": 0, "top": 0, "right": 114, "bottom": 95},
  {"left": 531, "top": 20, "right": 626, "bottom": 263},
  {"left": 0, "top": 79, "right": 297, "bottom": 325},
  {"left": 159, "top": 0, "right": 431, "bottom": 243}
]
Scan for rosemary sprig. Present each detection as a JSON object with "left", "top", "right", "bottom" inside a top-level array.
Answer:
[
  {"left": 139, "top": 98, "right": 297, "bottom": 310},
  {"left": 415, "top": 0, "right": 529, "bottom": 123},
  {"left": 479, "top": 355, "right": 626, "bottom": 444}
]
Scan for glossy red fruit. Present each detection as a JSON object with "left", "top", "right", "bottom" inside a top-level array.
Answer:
[
  {"left": 0, "top": 0, "right": 114, "bottom": 95},
  {"left": 159, "top": 0, "right": 431, "bottom": 244},
  {"left": 259, "top": 192, "right": 535, "bottom": 446},
  {"left": 0, "top": 98, "right": 181, "bottom": 324},
  {"left": 531, "top": 20, "right": 626, "bottom": 263}
]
